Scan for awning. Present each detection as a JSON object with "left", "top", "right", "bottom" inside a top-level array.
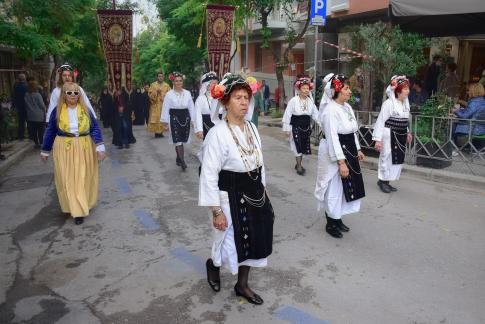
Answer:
[{"left": 390, "top": 0, "right": 485, "bottom": 36}]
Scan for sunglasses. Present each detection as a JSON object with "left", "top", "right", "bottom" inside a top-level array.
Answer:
[{"left": 65, "top": 91, "right": 79, "bottom": 96}]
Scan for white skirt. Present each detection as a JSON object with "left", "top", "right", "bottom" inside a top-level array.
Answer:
[
  {"left": 210, "top": 191, "right": 267, "bottom": 275},
  {"left": 314, "top": 139, "right": 361, "bottom": 219},
  {"left": 378, "top": 128, "right": 402, "bottom": 181}
]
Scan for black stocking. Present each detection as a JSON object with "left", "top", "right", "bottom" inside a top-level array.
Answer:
[
  {"left": 295, "top": 156, "right": 303, "bottom": 172},
  {"left": 236, "top": 266, "right": 255, "bottom": 297}
]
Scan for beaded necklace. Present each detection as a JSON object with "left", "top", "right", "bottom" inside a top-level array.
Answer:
[{"left": 225, "top": 119, "right": 261, "bottom": 180}]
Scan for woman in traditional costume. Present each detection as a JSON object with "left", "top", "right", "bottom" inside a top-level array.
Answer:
[
  {"left": 282, "top": 77, "right": 319, "bottom": 175},
  {"left": 314, "top": 74, "right": 365, "bottom": 238},
  {"left": 194, "top": 72, "right": 219, "bottom": 140},
  {"left": 46, "top": 63, "right": 96, "bottom": 122},
  {"left": 373, "top": 76, "right": 412, "bottom": 193},
  {"left": 199, "top": 74, "right": 275, "bottom": 305},
  {"left": 41, "top": 82, "right": 106, "bottom": 225},
  {"left": 161, "top": 72, "right": 195, "bottom": 171}
]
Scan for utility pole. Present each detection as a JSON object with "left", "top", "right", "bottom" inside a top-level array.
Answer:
[{"left": 313, "top": 25, "right": 318, "bottom": 100}]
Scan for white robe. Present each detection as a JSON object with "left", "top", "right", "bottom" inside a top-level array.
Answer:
[
  {"left": 282, "top": 95, "right": 319, "bottom": 156},
  {"left": 314, "top": 100, "right": 362, "bottom": 219},
  {"left": 199, "top": 121, "right": 267, "bottom": 274},
  {"left": 161, "top": 89, "right": 195, "bottom": 145},
  {"left": 372, "top": 98, "right": 410, "bottom": 181},
  {"left": 46, "top": 87, "right": 96, "bottom": 122},
  {"left": 194, "top": 93, "right": 219, "bottom": 134}
]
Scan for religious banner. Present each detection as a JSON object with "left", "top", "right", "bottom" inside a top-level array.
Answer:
[
  {"left": 206, "top": 4, "right": 235, "bottom": 78},
  {"left": 97, "top": 9, "right": 133, "bottom": 95}
]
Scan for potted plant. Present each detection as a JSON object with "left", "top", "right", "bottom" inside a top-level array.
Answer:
[{"left": 413, "top": 93, "right": 454, "bottom": 169}]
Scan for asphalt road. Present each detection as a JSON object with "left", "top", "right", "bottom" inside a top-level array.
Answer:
[{"left": 1, "top": 124, "right": 484, "bottom": 324}]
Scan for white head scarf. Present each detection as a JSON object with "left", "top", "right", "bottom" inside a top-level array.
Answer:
[{"left": 198, "top": 71, "right": 218, "bottom": 98}]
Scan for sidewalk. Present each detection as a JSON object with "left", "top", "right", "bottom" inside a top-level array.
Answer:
[
  {"left": 259, "top": 115, "right": 485, "bottom": 192},
  {"left": 0, "top": 140, "right": 33, "bottom": 176}
]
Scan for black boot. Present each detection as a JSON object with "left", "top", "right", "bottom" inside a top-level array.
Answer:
[
  {"left": 74, "top": 217, "right": 84, "bottom": 225},
  {"left": 336, "top": 218, "right": 350, "bottom": 232},
  {"left": 325, "top": 214, "right": 342, "bottom": 238},
  {"left": 377, "top": 180, "right": 391, "bottom": 193},
  {"left": 387, "top": 182, "right": 398, "bottom": 192}
]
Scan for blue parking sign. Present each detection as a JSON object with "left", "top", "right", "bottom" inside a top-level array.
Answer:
[{"left": 310, "top": 0, "right": 327, "bottom": 26}]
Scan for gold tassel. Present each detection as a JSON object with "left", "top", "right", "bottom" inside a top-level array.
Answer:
[{"left": 197, "top": 33, "right": 202, "bottom": 49}]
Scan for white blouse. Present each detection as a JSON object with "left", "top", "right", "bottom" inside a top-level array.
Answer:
[
  {"left": 194, "top": 93, "right": 219, "bottom": 133},
  {"left": 372, "top": 98, "right": 410, "bottom": 141},
  {"left": 46, "top": 87, "right": 96, "bottom": 122},
  {"left": 199, "top": 121, "right": 265, "bottom": 207},
  {"left": 282, "top": 95, "right": 318, "bottom": 132},
  {"left": 161, "top": 89, "right": 195, "bottom": 124},
  {"left": 320, "top": 100, "right": 360, "bottom": 161}
]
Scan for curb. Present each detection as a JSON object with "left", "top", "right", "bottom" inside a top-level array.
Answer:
[
  {"left": 0, "top": 142, "right": 33, "bottom": 176},
  {"left": 360, "top": 156, "right": 485, "bottom": 192}
]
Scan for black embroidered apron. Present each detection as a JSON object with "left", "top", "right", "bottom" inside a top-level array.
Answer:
[
  {"left": 338, "top": 133, "right": 366, "bottom": 202},
  {"left": 218, "top": 167, "right": 274, "bottom": 263},
  {"left": 202, "top": 114, "right": 214, "bottom": 139},
  {"left": 384, "top": 117, "right": 408, "bottom": 165},
  {"left": 290, "top": 115, "right": 312, "bottom": 155},
  {"left": 169, "top": 108, "right": 190, "bottom": 143}
]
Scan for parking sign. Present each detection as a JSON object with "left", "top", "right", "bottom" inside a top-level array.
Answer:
[{"left": 310, "top": 0, "right": 327, "bottom": 26}]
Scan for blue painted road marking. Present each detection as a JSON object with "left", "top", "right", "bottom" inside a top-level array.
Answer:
[
  {"left": 133, "top": 209, "right": 160, "bottom": 231},
  {"left": 115, "top": 178, "right": 132, "bottom": 194},
  {"left": 170, "top": 247, "right": 205, "bottom": 275},
  {"left": 274, "top": 305, "right": 329, "bottom": 324}
]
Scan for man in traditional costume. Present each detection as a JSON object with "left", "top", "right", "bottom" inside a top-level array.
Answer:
[{"left": 148, "top": 71, "right": 170, "bottom": 138}]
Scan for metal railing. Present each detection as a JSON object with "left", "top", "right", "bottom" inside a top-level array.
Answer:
[{"left": 310, "top": 111, "right": 485, "bottom": 176}]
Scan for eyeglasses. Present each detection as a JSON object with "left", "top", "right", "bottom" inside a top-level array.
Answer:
[{"left": 65, "top": 91, "right": 79, "bottom": 96}]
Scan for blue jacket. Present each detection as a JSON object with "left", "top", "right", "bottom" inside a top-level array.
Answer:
[
  {"left": 454, "top": 96, "right": 485, "bottom": 136},
  {"left": 41, "top": 108, "right": 104, "bottom": 153}
]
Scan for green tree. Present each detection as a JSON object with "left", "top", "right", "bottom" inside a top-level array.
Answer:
[{"left": 352, "top": 22, "right": 430, "bottom": 102}]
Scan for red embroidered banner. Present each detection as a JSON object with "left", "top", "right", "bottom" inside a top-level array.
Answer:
[
  {"left": 97, "top": 9, "right": 133, "bottom": 95},
  {"left": 206, "top": 5, "right": 235, "bottom": 79}
]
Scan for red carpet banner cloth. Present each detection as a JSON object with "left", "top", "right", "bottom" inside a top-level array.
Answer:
[
  {"left": 206, "top": 5, "right": 235, "bottom": 78},
  {"left": 97, "top": 9, "right": 133, "bottom": 95}
]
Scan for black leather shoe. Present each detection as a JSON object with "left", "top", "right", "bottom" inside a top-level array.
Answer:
[
  {"left": 176, "top": 157, "right": 181, "bottom": 166},
  {"left": 336, "top": 219, "right": 350, "bottom": 232},
  {"left": 234, "top": 285, "right": 263, "bottom": 305},
  {"left": 377, "top": 180, "right": 391, "bottom": 193},
  {"left": 387, "top": 183, "right": 398, "bottom": 192},
  {"left": 74, "top": 217, "right": 84, "bottom": 225},
  {"left": 206, "top": 259, "right": 220, "bottom": 292},
  {"left": 181, "top": 161, "right": 187, "bottom": 171},
  {"left": 325, "top": 215, "right": 343, "bottom": 238}
]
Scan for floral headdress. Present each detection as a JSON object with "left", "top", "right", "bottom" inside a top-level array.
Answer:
[
  {"left": 329, "top": 74, "right": 347, "bottom": 93},
  {"left": 246, "top": 76, "right": 262, "bottom": 94},
  {"left": 169, "top": 72, "right": 185, "bottom": 81},
  {"left": 295, "top": 77, "right": 314, "bottom": 90},
  {"left": 210, "top": 73, "right": 250, "bottom": 100}
]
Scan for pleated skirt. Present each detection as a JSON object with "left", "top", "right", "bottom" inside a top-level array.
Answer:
[{"left": 52, "top": 136, "right": 99, "bottom": 217}]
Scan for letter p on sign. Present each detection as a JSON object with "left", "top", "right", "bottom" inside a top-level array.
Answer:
[{"left": 315, "top": 0, "right": 324, "bottom": 12}]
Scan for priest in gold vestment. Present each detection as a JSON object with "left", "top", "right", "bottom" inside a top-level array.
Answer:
[{"left": 148, "top": 72, "right": 171, "bottom": 137}]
